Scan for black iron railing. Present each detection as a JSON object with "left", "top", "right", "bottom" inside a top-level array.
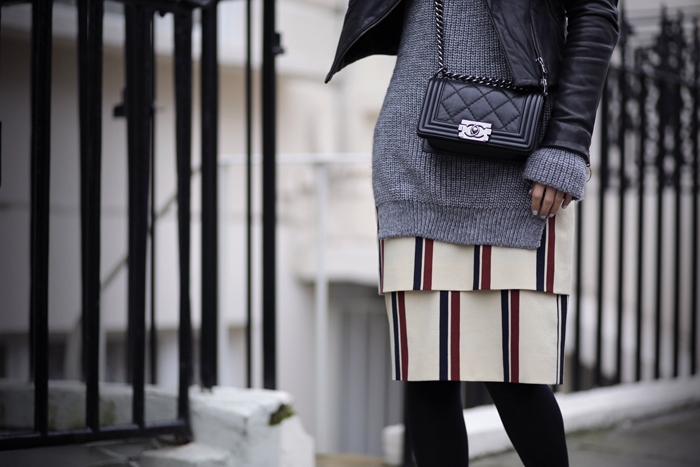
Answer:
[
  {"left": 261, "top": 0, "right": 280, "bottom": 391},
  {"left": 571, "top": 6, "right": 699, "bottom": 390},
  {"left": 0, "top": 0, "right": 280, "bottom": 450}
]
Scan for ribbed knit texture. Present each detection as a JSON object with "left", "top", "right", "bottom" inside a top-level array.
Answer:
[
  {"left": 373, "top": 0, "right": 587, "bottom": 249},
  {"left": 524, "top": 147, "right": 587, "bottom": 200}
]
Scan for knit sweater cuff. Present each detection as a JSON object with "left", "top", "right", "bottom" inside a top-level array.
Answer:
[{"left": 523, "top": 147, "right": 587, "bottom": 200}]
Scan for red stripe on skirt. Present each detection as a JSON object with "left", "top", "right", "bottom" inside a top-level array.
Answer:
[
  {"left": 398, "top": 291, "right": 409, "bottom": 380},
  {"left": 546, "top": 217, "right": 556, "bottom": 293},
  {"left": 423, "top": 239, "right": 434, "bottom": 290},
  {"left": 481, "top": 245, "right": 492, "bottom": 289},
  {"left": 380, "top": 239, "right": 385, "bottom": 294},
  {"left": 450, "top": 291, "right": 460, "bottom": 380},
  {"left": 510, "top": 290, "right": 520, "bottom": 383}
]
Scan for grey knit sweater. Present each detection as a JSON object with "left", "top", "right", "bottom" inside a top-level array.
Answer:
[{"left": 373, "top": 0, "right": 587, "bottom": 249}]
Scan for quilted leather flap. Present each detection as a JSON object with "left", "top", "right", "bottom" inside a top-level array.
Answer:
[{"left": 435, "top": 80, "right": 527, "bottom": 131}]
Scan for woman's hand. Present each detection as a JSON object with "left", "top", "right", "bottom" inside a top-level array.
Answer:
[{"left": 530, "top": 182, "right": 573, "bottom": 219}]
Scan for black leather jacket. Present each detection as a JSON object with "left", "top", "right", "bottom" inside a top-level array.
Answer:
[{"left": 325, "top": 0, "right": 619, "bottom": 161}]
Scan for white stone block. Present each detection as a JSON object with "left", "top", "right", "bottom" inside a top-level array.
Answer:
[
  {"left": 140, "top": 443, "right": 230, "bottom": 467},
  {"left": 381, "top": 424, "right": 404, "bottom": 466},
  {"left": 190, "top": 387, "right": 314, "bottom": 467},
  {"left": 279, "top": 414, "right": 315, "bottom": 467},
  {"left": 463, "top": 404, "right": 511, "bottom": 459},
  {"left": 190, "top": 388, "right": 286, "bottom": 467},
  {"left": 555, "top": 375, "right": 700, "bottom": 433}
]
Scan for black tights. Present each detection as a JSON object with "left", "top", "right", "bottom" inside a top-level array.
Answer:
[{"left": 406, "top": 381, "right": 569, "bottom": 467}]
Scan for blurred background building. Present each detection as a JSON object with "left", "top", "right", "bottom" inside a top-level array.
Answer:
[{"left": 0, "top": 0, "right": 698, "bottom": 458}]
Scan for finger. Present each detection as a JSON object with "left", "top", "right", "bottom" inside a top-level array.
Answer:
[
  {"left": 539, "top": 185, "right": 556, "bottom": 218},
  {"left": 549, "top": 189, "right": 566, "bottom": 217},
  {"left": 530, "top": 182, "right": 546, "bottom": 216},
  {"left": 562, "top": 193, "right": 573, "bottom": 209}
]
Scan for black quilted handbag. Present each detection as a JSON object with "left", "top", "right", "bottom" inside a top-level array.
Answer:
[{"left": 417, "top": 0, "right": 548, "bottom": 163}]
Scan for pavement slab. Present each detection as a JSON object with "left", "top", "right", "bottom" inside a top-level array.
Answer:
[
  {"left": 316, "top": 453, "right": 386, "bottom": 467},
  {"left": 318, "top": 405, "right": 700, "bottom": 467},
  {"left": 0, "top": 437, "right": 165, "bottom": 467},
  {"left": 471, "top": 406, "right": 700, "bottom": 467}
]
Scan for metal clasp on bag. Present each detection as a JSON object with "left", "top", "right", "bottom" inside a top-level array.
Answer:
[{"left": 458, "top": 120, "right": 492, "bottom": 142}]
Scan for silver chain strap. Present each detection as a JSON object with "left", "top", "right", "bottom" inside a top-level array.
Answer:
[{"left": 433, "top": 0, "right": 526, "bottom": 91}]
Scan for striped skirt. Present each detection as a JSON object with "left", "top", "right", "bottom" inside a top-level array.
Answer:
[{"left": 379, "top": 205, "right": 575, "bottom": 385}]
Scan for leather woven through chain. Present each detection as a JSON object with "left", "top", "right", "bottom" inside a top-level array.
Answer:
[
  {"left": 436, "top": 80, "right": 526, "bottom": 131},
  {"left": 433, "top": 0, "right": 525, "bottom": 91}
]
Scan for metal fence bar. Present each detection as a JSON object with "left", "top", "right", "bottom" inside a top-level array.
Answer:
[
  {"left": 653, "top": 72, "right": 664, "bottom": 380},
  {"left": 77, "top": 0, "right": 88, "bottom": 383},
  {"left": 245, "top": 0, "right": 253, "bottom": 390},
  {"left": 125, "top": 3, "right": 153, "bottom": 427},
  {"left": 174, "top": 10, "right": 193, "bottom": 425},
  {"left": 262, "top": 0, "right": 278, "bottom": 390},
  {"left": 29, "top": 0, "right": 53, "bottom": 437},
  {"left": 78, "top": 0, "right": 104, "bottom": 432},
  {"left": 594, "top": 76, "right": 610, "bottom": 387},
  {"left": 149, "top": 16, "right": 158, "bottom": 386},
  {"left": 615, "top": 64, "right": 627, "bottom": 386},
  {"left": 0, "top": 7, "right": 2, "bottom": 190},
  {"left": 692, "top": 18, "right": 699, "bottom": 377},
  {"left": 200, "top": 0, "right": 218, "bottom": 390},
  {"left": 614, "top": 23, "right": 631, "bottom": 384},
  {"left": 671, "top": 76, "right": 683, "bottom": 379},
  {"left": 573, "top": 198, "right": 584, "bottom": 391},
  {"left": 634, "top": 58, "right": 647, "bottom": 382}
]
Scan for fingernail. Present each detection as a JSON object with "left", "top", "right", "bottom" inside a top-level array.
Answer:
[
  {"left": 528, "top": 188, "right": 533, "bottom": 195},
  {"left": 562, "top": 204, "right": 568, "bottom": 209},
  {"left": 539, "top": 215, "right": 547, "bottom": 220},
  {"left": 548, "top": 214, "right": 554, "bottom": 218},
  {"left": 532, "top": 210, "right": 538, "bottom": 216}
]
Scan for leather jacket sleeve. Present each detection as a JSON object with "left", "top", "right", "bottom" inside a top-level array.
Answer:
[
  {"left": 325, "top": 0, "right": 405, "bottom": 83},
  {"left": 540, "top": 0, "right": 619, "bottom": 161}
]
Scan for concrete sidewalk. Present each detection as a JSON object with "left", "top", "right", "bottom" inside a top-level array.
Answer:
[
  {"left": 317, "top": 405, "right": 700, "bottom": 467},
  {"left": 471, "top": 405, "right": 700, "bottom": 466},
  {"left": 1, "top": 404, "right": 698, "bottom": 465}
]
